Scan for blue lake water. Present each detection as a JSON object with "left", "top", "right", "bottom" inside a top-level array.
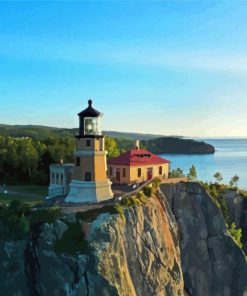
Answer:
[{"left": 160, "top": 139, "right": 247, "bottom": 189}]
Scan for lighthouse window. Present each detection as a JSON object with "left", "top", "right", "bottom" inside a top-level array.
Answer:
[
  {"left": 138, "top": 168, "right": 142, "bottom": 177},
  {"left": 84, "top": 117, "right": 102, "bottom": 136},
  {"left": 76, "top": 157, "right": 80, "bottom": 167},
  {"left": 86, "top": 139, "right": 91, "bottom": 147},
  {"left": 85, "top": 172, "right": 91, "bottom": 182}
]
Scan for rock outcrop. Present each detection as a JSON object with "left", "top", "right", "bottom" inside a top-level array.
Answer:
[
  {"left": 160, "top": 182, "right": 247, "bottom": 296},
  {"left": 222, "top": 189, "right": 247, "bottom": 253},
  {"left": 0, "top": 197, "right": 184, "bottom": 296}
]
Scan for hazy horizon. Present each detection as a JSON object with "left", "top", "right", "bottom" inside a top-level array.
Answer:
[{"left": 1, "top": 2, "right": 247, "bottom": 137}]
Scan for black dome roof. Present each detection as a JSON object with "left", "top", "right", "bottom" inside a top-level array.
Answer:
[{"left": 78, "top": 100, "right": 102, "bottom": 117}]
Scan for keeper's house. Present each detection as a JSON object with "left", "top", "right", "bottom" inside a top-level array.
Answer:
[{"left": 107, "top": 141, "right": 170, "bottom": 184}]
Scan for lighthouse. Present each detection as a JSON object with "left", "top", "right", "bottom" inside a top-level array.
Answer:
[{"left": 65, "top": 100, "right": 113, "bottom": 203}]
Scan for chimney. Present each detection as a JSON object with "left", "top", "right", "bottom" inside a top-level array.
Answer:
[{"left": 135, "top": 140, "right": 140, "bottom": 150}]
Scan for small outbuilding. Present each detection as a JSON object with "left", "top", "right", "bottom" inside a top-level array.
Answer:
[
  {"left": 48, "top": 162, "right": 74, "bottom": 198},
  {"left": 107, "top": 141, "right": 170, "bottom": 184}
]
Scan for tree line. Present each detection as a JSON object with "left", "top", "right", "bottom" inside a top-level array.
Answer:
[{"left": 0, "top": 136, "right": 121, "bottom": 185}]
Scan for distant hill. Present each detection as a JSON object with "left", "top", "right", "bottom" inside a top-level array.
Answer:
[
  {"left": 0, "top": 124, "right": 163, "bottom": 140},
  {"left": 103, "top": 131, "right": 163, "bottom": 140},
  {"left": 0, "top": 124, "right": 215, "bottom": 154}
]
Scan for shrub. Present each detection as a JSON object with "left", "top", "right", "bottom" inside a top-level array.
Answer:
[
  {"left": 3, "top": 214, "right": 30, "bottom": 240},
  {"left": 120, "top": 196, "right": 140, "bottom": 207},
  {"left": 152, "top": 177, "right": 161, "bottom": 188},
  {"left": 54, "top": 221, "right": 88, "bottom": 255},
  {"left": 8, "top": 200, "right": 31, "bottom": 217},
  {"left": 239, "top": 190, "right": 247, "bottom": 198},
  {"left": 143, "top": 186, "right": 153, "bottom": 197},
  {"left": 0, "top": 201, "right": 31, "bottom": 240},
  {"left": 29, "top": 207, "right": 62, "bottom": 225},
  {"left": 136, "top": 191, "right": 147, "bottom": 203},
  {"left": 228, "top": 223, "right": 243, "bottom": 249},
  {"left": 169, "top": 168, "right": 185, "bottom": 178},
  {"left": 114, "top": 204, "right": 125, "bottom": 218}
]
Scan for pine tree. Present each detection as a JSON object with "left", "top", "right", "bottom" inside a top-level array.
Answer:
[{"left": 187, "top": 165, "right": 197, "bottom": 180}]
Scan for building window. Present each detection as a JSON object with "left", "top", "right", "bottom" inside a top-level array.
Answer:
[
  {"left": 56, "top": 173, "right": 59, "bottom": 184},
  {"left": 52, "top": 173, "right": 55, "bottom": 184},
  {"left": 86, "top": 139, "right": 91, "bottom": 147},
  {"left": 138, "top": 168, "right": 142, "bottom": 177},
  {"left": 76, "top": 157, "right": 80, "bottom": 167},
  {"left": 85, "top": 172, "right": 91, "bottom": 181},
  {"left": 159, "top": 166, "right": 163, "bottom": 175},
  {"left": 60, "top": 174, "right": 63, "bottom": 185},
  {"left": 109, "top": 167, "right": 113, "bottom": 176},
  {"left": 123, "top": 168, "right": 126, "bottom": 178}
]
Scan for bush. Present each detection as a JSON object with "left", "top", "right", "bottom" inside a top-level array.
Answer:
[
  {"left": 0, "top": 200, "right": 31, "bottom": 240},
  {"left": 114, "top": 204, "right": 125, "bottom": 219},
  {"left": 29, "top": 207, "right": 62, "bottom": 225},
  {"left": 120, "top": 196, "right": 141, "bottom": 207},
  {"left": 8, "top": 200, "right": 31, "bottom": 216},
  {"left": 0, "top": 201, "right": 30, "bottom": 240},
  {"left": 169, "top": 168, "right": 185, "bottom": 178},
  {"left": 136, "top": 191, "right": 144, "bottom": 199},
  {"left": 3, "top": 214, "right": 30, "bottom": 240},
  {"left": 136, "top": 191, "right": 147, "bottom": 203},
  {"left": 54, "top": 221, "right": 88, "bottom": 255},
  {"left": 239, "top": 190, "right": 247, "bottom": 198},
  {"left": 228, "top": 223, "right": 243, "bottom": 249},
  {"left": 152, "top": 177, "right": 161, "bottom": 188},
  {"left": 143, "top": 186, "right": 153, "bottom": 197}
]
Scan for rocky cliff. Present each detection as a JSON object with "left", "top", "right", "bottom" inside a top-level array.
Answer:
[
  {"left": 160, "top": 182, "right": 247, "bottom": 296},
  {"left": 221, "top": 189, "right": 247, "bottom": 253},
  {"left": 0, "top": 196, "right": 184, "bottom": 296},
  {"left": 0, "top": 182, "right": 247, "bottom": 296}
]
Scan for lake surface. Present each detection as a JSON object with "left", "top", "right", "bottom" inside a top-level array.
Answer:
[{"left": 160, "top": 139, "right": 247, "bottom": 189}]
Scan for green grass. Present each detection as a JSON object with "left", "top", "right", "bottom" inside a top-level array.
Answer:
[
  {"left": 7, "top": 185, "right": 48, "bottom": 196},
  {"left": 0, "top": 192, "right": 43, "bottom": 206}
]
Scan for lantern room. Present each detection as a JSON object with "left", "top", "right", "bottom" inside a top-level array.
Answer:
[{"left": 78, "top": 99, "right": 103, "bottom": 137}]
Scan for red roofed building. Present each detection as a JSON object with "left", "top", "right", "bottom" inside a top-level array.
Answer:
[{"left": 107, "top": 141, "right": 170, "bottom": 184}]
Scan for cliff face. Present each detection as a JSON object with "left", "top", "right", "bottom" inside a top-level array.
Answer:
[
  {"left": 0, "top": 197, "right": 184, "bottom": 296},
  {"left": 222, "top": 189, "right": 247, "bottom": 253},
  {"left": 1, "top": 182, "right": 247, "bottom": 296},
  {"left": 160, "top": 182, "right": 247, "bottom": 296}
]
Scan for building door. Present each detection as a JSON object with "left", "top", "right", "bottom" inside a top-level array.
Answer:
[
  {"left": 147, "top": 168, "right": 153, "bottom": 180},
  {"left": 85, "top": 172, "right": 91, "bottom": 182},
  {"left": 116, "top": 169, "right": 121, "bottom": 182}
]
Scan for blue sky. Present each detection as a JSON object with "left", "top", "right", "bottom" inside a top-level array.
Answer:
[{"left": 1, "top": 1, "right": 247, "bottom": 137}]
